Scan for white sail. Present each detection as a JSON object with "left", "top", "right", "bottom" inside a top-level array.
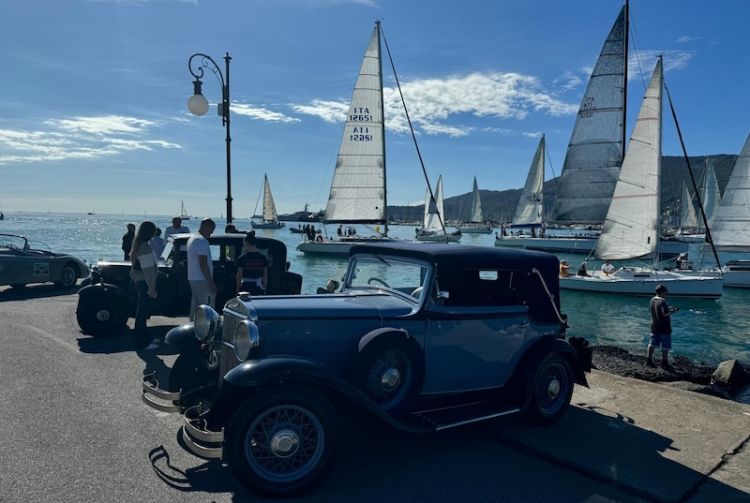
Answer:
[
  {"left": 466, "top": 176, "right": 484, "bottom": 223},
  {"left": 513, "top": 135, "right": 545, "bottom": 226},
  {"left": 324, "top": 25, "right": 386, "bottom": 224},
  {"left": 678, "top": 183, "right": 698, "bottom": 232},
  {"left": 711, "top": 134, "right": 750, "bottom": 251},
  {"left": 596, "top": 58, "right": 662, "bottom": 260},
  {"left": 550, "top": 6, "right": 627, "bottom": 224},
  {"left": 698, "top": 163, "right": 721, "bottom": 231},
  {"left": 262, "top": 174, "right": 278, "bottom": 222},
  {"left": 424, "top": 176, "right": 444, "bottom": 232}
]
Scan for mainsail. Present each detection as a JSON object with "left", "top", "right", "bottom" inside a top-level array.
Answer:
[
  {"left": 698, "top": 163, "right": 721, "bottom": 231},
  {"left": 596, "top": 58, "right": 662, "bottom": 260},
  {"left": 465, "top": 176, "right": 484, "bottom": 223},
  {"left": 550, "top": 6, "right": 628, "bottom": 224},
  {"left": 424, "top": 176, "right": 444, "bottom": 232},
  {"left": 324, "top": 24, "right": 386, "bottom": 224},
  {"left": 513, "top": 135, "right": 545, "bottom": 226},
  {"left": 711, "top": 134, "right": 750, "bottom": 251},
  {"left": 678, "top": 183, "right": 698, "bottom": 232},
  {"left": 261, "top": 174, "right": 278, "bottom": 222}
]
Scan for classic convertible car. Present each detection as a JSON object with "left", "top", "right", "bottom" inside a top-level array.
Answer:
[
  {"left": 0, "top": 233, "right": 89, "bottom": 289},
  {"left": 76, "top": 233, "right": 302, "bottom": 337},
  {"left": 142, "top": 242, "right": 591, "bottom": 495}
]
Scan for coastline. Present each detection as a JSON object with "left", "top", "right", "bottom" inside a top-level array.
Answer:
[{"left": 592, "top": 345, "right": 750, "bottom": 403}]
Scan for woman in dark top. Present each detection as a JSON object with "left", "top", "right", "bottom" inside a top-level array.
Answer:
[{"left": 235, "top": 231, "right": 269, "bottom": 295}]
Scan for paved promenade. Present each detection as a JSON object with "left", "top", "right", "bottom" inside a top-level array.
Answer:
[{"left": 0, "top": 285, "right": 748, "bottom": 502}]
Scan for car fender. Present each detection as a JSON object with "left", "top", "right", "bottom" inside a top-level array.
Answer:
[
  {"left": 77, "top": 282, "right": 134, "bottom": 305},
  {"left": 165, "top": 322, "right": 198, "bottom": 350},
  {"left": 511, "top": 337, "right": 589, "bottom": 393},
  {"left": 208, "top": 356, "right": 427, "bottom": 433}
]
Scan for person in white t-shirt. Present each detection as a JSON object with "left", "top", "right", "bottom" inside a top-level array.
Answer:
[
  {"left": 601, "top": 261, "right": 616, "bottom": 276},
  {"left": 163, "top": 217, "right": 190, "bottom": 243},
  {"left": 187, "top": 218, "right": 216, "bottom": 319}
]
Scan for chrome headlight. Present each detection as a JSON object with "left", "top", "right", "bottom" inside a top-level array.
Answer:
[
  {"left": 233, "top": 320, "right": 260, "bottom": 361},
  {"left": 194, "top": 305, "right": 220, "bottom": 342}
]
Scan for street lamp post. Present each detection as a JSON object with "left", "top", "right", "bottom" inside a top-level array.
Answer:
[{"left": 187, "top": 52, "right": 233, "bottom": 224}]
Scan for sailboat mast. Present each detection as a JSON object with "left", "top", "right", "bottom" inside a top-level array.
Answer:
[
  {"left": 654, "top": 55, "right": 662, "bottom": 270},
  {"left": 376, "top": 21, "right": 388, "bottom": 236},
  {"left": 622, "top": 0, "right": 629, "bottom": 161}
]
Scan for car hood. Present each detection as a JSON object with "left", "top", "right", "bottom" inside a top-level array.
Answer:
[{"left": 242, "top": 291, "right": 416, "bottom": 320}]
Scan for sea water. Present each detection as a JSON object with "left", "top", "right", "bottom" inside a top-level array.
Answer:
[{"left": 3, "top": 212, "right": 749, "bottom": 370}]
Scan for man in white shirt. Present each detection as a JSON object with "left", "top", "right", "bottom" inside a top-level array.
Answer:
[
  {"left": 187, "top": 218, "right": 216, "bottom": 319},
  {"left": 163, "top": 217, "right": 190, "bottom": 243},
  {"left": 601, "top": 261, "right": 616, "bottom": 276}
]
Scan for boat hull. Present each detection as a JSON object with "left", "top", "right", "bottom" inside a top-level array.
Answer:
[
  {"left": 457, "top": 226, "right": 493, "bottom": 234},
  {"left": 297, "top": 237, "right": 397, "bottom": 256},
  {"left": 723, "top": 260, "right": 750, "bottom": 288},
  {"left": 251, "top": 221, "right": 284, "bottom": 229},
  {"left": 494, "top": 236, "right": 689, "bottom": 256},
  {"left": 415, "top": 234, "right": 461, "bottom": 242},
  {"left": 560, "top": 270, "right": 723, "bottom": 298}
]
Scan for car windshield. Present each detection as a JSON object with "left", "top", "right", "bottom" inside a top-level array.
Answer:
[
  {"left": 0, "top": 235, "right": 28, "bottom": 251},
  {"left": 346, "top": 255, "right": 430, "bottom": 300}
]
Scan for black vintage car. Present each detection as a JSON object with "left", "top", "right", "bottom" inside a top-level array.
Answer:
[
  {"left": 142, "top": 242, "right": 591, "bottom": 496},
  {"left": 76, "top": 233, "right": 302, "bottom": 336}
]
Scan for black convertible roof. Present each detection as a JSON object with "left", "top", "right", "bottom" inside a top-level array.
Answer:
[{"left": 349, "top": 242, "right": 559, "bottom": 272}]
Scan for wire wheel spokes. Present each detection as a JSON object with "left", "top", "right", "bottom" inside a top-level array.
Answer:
[
  {"left": 245, "top": 405, "right": 325, "bottom": 483},
  {"left": 366, "top": 349, "right": 412, "bottom": 408}
]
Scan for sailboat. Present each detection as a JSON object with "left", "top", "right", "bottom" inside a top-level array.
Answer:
[
  {"left": 251, "top": 174, "right": 284, "bottom": 229},
  {"left": 698, "top": 162, "right": 721, "bottom": 232},
  {"left": 710, "top": 134, "right": 750, "bottom": 287},
  {"left": 559, "top": 59, "right": 722, "bottom": 298},
  {"left": 457, "top": 177, "right": 492, "bottom": 234},
  {"left": 416, "top": 176, "right": 461, "bottom": 242},
  {"left": 297, "top": 22, "right": 398, "bottom": 256},
  {"left": 179, "top": 200, "right": 191, "bottom": 221},
  {"left": 676, "top": 182, "right": 699, "bottom": 237},
  {"left": 495, "top": 135, "right": 546, "bottom": 247}
]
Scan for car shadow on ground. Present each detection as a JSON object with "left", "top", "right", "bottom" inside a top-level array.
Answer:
[
  {"left": 145, "top": 403, "right": 749, "bottom": 503},
  {"left": 77, "top": 325, "right": 179, "bottom": 356},
  {"left": 0, "top": 283, "right": 80, "bottom": 301}
]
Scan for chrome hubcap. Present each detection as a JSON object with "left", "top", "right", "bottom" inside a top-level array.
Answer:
[
  {"left": 547, "top": 378, "right": 561, "bottom": 399},
  {"left": 95, "top": 310, "right": 110, "bottom": 322},
  {"left": 381, "top": 368, "right": 401, "bottom": 391},
  {"left": 270, "top": 429, "right": 300, "bottom": 458}
]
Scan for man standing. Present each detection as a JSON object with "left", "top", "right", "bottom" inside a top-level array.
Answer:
[
  {"left": 121, "top": 223, "right": 136, "bottom": 261},
  {"left": 647, "top": 284, "right": 679, "bottom": 369},
  {"left": 187, "top": 218, "right": 216, "bottom": 319},
  {"left": 163, "top": 217, "right": 190, "bottom": 243}
]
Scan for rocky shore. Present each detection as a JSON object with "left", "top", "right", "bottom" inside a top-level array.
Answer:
[{"left": 591, "top": 345, "right": 750, "bottom": 401}]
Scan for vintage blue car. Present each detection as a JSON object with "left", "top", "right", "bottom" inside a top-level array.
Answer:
[
  {"left": 142, "top": 242, "right": 590, "bottom": 496},
  {"left": 0, "top": 233, "right": 89, "bottom": 289}
]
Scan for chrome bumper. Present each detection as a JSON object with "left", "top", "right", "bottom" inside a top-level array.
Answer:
[
  {"left": 182, "top": 404, "right": 224, "bottom": 460},
  {"left": 142, "top": 373, "right": 182, "bottom": 413}
]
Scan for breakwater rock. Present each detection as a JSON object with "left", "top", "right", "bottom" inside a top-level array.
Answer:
[{"left": 590, "top": 345, "right": 747, "bottom": 400}]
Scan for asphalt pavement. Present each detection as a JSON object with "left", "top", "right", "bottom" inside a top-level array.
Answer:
[{"left": 0, "top": 284, "right": 740, "bottom": 502}]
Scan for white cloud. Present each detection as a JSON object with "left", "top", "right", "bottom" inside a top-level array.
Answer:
[
  {"left": 676, "top": 35, "right": 699, "bottom": 43},
  {"left": 554, "top": 71, "right": 584, "bottom": 93},
  {"left": 482, "top": 127, "right": 512, "bottom": 135},
  {"left": 0, "top": 114, "right": 180, "bottom": 165},
  {"left": 522, "top": 131, "right": 543, "bottom": 138},
  {"left": 290, "top": 100, "right": 349, "bottom": 123},
  {"left": 231, "top": 103, "right": 300, "bottom": 123},
  {"left": 291, "top": 71, "right": 577, "bottom": 137},
  {"left": 628, "top": 50, "right": 693, "bottom": 80}
]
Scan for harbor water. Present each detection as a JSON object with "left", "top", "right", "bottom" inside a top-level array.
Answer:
[{"left": 3, "top": 212, "right": 749, "bottom": 373}]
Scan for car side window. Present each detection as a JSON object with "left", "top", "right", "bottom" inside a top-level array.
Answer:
[{"left": 438, "top": 269, "right": 522, "bottom": 307}]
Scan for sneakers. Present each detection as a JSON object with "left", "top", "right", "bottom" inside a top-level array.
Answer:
[
  {"left": 645, "top": 358, "right": 656, "bottom": 368},
  {"left": 661, "top": 361, "right": 674, "bottom": 372}
]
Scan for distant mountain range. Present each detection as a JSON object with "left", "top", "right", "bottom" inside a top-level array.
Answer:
[{"left": 386, "top": 154, "right": 739, "bottom": 224}]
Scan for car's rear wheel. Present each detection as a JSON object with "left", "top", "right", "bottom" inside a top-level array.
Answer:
[
  {"left": 524, "top": 353, "right": 574, "bottom": 424},
  {"left": 225, "top": 388, "right": 337, "bottom": 496},
  {"left": 54, "top": 264, "right": 77, "bottom": 288},
  {"left": 76, "top": 296, "right": 128, "bottom": 337}
]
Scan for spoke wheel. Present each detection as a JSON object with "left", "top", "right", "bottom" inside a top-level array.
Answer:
[
  {"left": 365, "top": 349, "right": 413, "bottom": 410},
  {"left": 525, "top": 354, "right": 573, "bottom": 424},
  {"left": 55, "top": 265, "right": 77, "bottom": 288},
  {"left": 226, "top": 388, "right": 337, "bottom": 496}
]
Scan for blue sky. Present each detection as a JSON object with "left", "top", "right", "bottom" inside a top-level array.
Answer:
[{"left": 1, "top": 0, "right": 748, "bottom": 217}]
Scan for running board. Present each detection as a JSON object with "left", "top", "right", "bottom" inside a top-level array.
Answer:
[{"left": 412, "top": 401, "right": 520, "bottom": 431}]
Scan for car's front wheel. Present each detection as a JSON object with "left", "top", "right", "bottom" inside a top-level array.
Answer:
[
  {"left": 524, "top": 353, "right": 574, "bottom": 424},
  {"left": 54, "top": 264, "right": 78, "bottom": 289},
  {"left": 225, "top": 388, "right": 338, "bottom": 496},
  {"left": 76, "top": 296, "right": 128, "bottom": 337}
]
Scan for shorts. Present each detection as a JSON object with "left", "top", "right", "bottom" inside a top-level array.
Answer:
[{"left": 649, "top": 333, "right": 672, "bottom": 350}]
